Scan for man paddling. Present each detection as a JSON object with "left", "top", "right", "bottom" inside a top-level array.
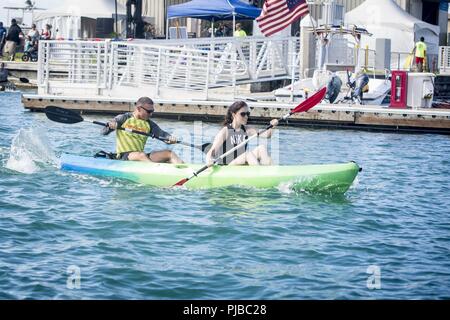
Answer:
[{"left": 103, "top": 97, "right": 184, "bottom": 163}]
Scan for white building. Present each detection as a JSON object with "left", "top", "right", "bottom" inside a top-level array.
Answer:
[{"left": 34, "top": 0, "right": 127, "bottom": 39}]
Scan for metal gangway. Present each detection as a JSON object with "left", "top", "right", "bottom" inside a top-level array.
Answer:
[{"left": 37, "top": 36, "right": 301, "bottom": 100}]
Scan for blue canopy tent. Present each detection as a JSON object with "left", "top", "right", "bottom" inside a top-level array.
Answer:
[{"left": 167, "top": 0, "right": 262, "bottom": 38}]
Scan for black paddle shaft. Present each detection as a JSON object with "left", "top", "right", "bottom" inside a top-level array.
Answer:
[
  {"left": 93, "top": 121, "right": 108, "bottom": 127},
  {"left": 44, "top": 106, "right": 211, "bottom": 152}
]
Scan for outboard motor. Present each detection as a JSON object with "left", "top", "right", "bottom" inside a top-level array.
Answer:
[
  {"left": 352, "top": 73, "right": 369, "bottom": 104},
  {"left": 325, "top": 74, "right": 342, "bottom": 104},
  {"left": 0, "top": 63, "right": 8, "bottom": 83}
]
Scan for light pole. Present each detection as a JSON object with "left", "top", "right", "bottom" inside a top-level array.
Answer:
[
  {"left": 164, "top": 0, "right": 167, "bottom": 38},
  {"left": 115, "top": 0, "right": 118, "bottom": 36}
]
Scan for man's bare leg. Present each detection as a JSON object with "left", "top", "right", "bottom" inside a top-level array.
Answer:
[
  {"left": 127, "top": 152, "right": 152, "bottom": 162},
  {"left": 149, "top": 150, "right": 184, "bottom": 164}
]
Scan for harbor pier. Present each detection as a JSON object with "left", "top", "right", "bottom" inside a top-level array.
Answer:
[
  {"left": 22, "top": 94, "right": 450, "bottom": 134},
  {"left": 17, "top": 38, "right": 450, "bottom": 134}
]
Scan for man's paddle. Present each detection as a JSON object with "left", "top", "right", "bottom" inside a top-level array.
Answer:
[
  {"left": 44, "top": 106, "right": 212, "bottom": 153},
  {"left": 172, "top": 87, "right": 327, "bottom": 187}
]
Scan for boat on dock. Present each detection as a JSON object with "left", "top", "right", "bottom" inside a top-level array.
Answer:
[{"left": 274, "top": 69, "right": 392, "bottom": 106}]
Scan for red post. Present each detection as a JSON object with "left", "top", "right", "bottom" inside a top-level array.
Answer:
[{"left": 390, "top": 71, "right": 408, "bottom": 108}]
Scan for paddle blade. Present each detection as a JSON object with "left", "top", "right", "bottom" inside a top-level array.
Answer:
[
  {"left": 19, "top": 77, "right": 30, "bottom": 83},
  {"left": 45, "top": 106, "right": 84, "bottom": 124},
  {"left": 173, "top": 178, "right": 189, "bottom": 187},
  {"left": 290, "top": 87, "right": 327, "bottom": 115}
]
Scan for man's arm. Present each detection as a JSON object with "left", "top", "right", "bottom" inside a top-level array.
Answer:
[
  {"left": 149, "top": 120, "right": 172, "bottom": 141},
  {"left": 102, "top": 113, "right": 130, "bottom": 135}
]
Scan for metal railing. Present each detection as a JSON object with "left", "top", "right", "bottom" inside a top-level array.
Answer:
[
  {"left": 358, "top": 48, "right": 439, "bottom": 73},
  {"left": 144, "top": 36, "right": 301, "bottom": 80},
  {"left": 37, "top": 37, "right": 301, "bottom": 99},
  {"left": 439, "top": 46, "right": 450, "bottom": 75},
  {"left": 38, "top": 40, "right": 110, "bottom": 96},
  {"left": 109, "top": 42, "right": 247, "bottom": 93},
  {"left": 391, "top": 52, "right": 413, "bottom": 71},
  {"left": 356, "top": 48, "right": 415, "bottom": 72}
]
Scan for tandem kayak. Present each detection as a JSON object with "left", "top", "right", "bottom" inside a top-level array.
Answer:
[{"left": 60, "top": 154, "right": 361, "bottom": 194}]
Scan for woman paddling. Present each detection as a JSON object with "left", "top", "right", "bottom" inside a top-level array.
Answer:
[{"left": 206, "top": 101, "right": 278, "bottom": 166}]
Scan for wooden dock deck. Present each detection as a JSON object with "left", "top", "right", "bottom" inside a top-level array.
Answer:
[{"left": 22, "top": 94, "right": 450, "bottom": 134}]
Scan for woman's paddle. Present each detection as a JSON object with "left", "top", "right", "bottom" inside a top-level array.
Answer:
[
  {"left": 44, "top": 106, "right": 212, "bottom": 153},
  {"left": 172, "top": 87, "right": 327, "bottom": 187}
]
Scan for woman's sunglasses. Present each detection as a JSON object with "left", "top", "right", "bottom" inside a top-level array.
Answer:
[{"left": 240, "top": 112, "right": 251, "bottom": 117}]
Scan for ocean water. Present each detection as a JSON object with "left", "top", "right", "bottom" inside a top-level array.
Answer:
[{"left": 0, "top": 91, "right": 449, "bottom": 299}]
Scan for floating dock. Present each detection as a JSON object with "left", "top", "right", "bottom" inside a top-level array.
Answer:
[
  {"left": 22, "top": 94, "right": 450, "bottom": 134},
  {"left": 16, "top": 38, "right": 450, "bottom": 134}
]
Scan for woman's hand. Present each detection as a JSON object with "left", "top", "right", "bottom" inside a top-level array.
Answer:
[
  {"left": 270, "top": 119, "right": 279, "bottom": 127},
  {"left": 206, "top": 150, "right": 215, "bottom": 166},
  {"left": 206, "top": 156, "right": 215, "bottom": 166}
]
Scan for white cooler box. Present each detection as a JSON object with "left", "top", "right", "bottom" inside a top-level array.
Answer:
[{"left": 407, "top": 73, "right": 435, "bottom": 109}]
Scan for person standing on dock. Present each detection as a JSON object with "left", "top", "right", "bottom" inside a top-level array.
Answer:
[
  {"left": 4, "top": 19, "right": 23, "bottom": 61},
  {"left": 102, "top": 97, "right": 184, "bottom": 164},
  {"left": 414, "top": 37, "right": 427, "bottom": 72},
  {"left": 41, "top": 24, "right": 52, "bottom": 40},
  {"left": 27, "top": 24, "right": 40, "bottom": 42},
  {"left": 234, "top": 23, "right": 247, "bottom": 37}
]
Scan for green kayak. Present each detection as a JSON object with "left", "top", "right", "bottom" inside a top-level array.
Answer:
[{"left": 60, "top": 154, "right": 360, "bottom": 194}]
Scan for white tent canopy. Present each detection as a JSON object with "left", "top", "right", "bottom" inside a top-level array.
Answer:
[
  {"left": 34, "top": 0, "right": 127, "bottom": 39},
  {"left": 34, "top": 0, "right": 126, "bottom": 20},
  {"left": 345, "top": 0, "right": 439, "bottom": 68}
]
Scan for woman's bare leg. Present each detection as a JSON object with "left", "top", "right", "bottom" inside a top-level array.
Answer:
[
  {"left": 228, "top": 150, "right": 259, "bottom": 166},
  {"left": 250, "top": 145, "right": 273, "bottom": 165}
]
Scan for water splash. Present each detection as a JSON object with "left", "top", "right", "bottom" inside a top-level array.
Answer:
[
  {"left": 277, "top": 181, "right": 296, "bottom": 194},
  {"left": 277, "top": 177, "right": 315, "bottom": 195},
  {"left": 5, "top": 127, "right": 57, "bottom": 174},
  {"left": 349, "top": 176, "right": 360, "bottom": 190}
]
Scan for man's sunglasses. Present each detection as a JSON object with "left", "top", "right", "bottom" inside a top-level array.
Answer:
[
  {"left": 240, "top": 112, "right": 251, "bottom": 117},
  {"left": 140, "top": 106, "right": 154, "bottom": 114}
]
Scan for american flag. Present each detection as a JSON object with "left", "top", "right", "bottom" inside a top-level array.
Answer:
[{"left": 256, "top": 0, "right": 310, "bottom": 37}]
